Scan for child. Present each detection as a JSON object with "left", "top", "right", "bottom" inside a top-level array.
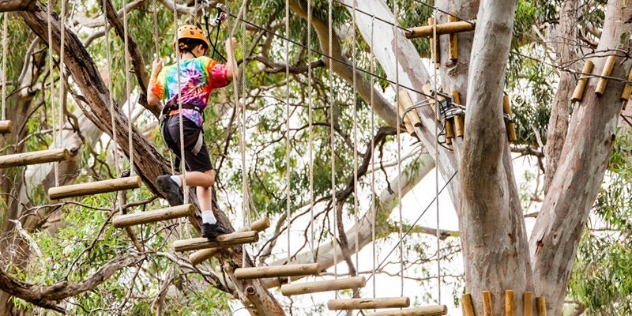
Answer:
[{"left": 147, "top": 24, "right": 238, "bottom": 239}]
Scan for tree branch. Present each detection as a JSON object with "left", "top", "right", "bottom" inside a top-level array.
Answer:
[{"left": 0, "top": 0, "right": 36, "bottom": 12}]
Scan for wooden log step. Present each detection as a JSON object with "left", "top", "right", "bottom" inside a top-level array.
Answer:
[
  {"left": 571, "top": 60, "right": 594, "bottom": 102},
  {"left": 48, "top": 176, "right": 141, "bottom": 200},
  {"left": 0, "top": 148, "right": 70, "bottom": 168},
  {"left": 406, "top": 21, "right": 475, "bottom": 39},
  {"left": 366, "top": 305, "right": 448, "bottom": 316},
  {"left": 328, "top": 297, "right": 410, "bottom": 310},
  {"left": 595, "top": 55, "right": 617, "bottom": 96},
  {"left": 281, "top": 276, "right": 366, "bottom": 296},
  {"left": 0, "top": 120, "right": 12, "bottom": 134},
  {"left": 189, "top": 217, "right": 270, "bottom": 265},
  {"left": 234, "top": 263, "right": 321, "bottom": 280},
  {"left": 173, "top": 231, "right": 258, "bottom": 252},
  {"left": 112, "top": 204, "right": 194, "bottom": 228}
]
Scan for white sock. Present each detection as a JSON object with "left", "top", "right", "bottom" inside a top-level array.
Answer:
[
  {"left": 202, "top": 210, "right": 217, "bottom": 224},
  {"left": 170, "top": 175, "right": 182, "bottom": 187}
]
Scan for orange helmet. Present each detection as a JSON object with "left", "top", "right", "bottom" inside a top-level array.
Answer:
[{"left": 175, "top": 25, "right": 210, "bottom": 48}]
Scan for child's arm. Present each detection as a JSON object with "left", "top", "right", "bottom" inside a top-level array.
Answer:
[
  {"left": 225, "top": 38, "right": 238, "bottom": 81},
  {"left": 147, "top": 58, "right": 163, "bottom": 105}
]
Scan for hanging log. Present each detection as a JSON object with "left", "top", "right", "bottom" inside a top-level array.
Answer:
[
  {"left": 428, "top": 18, "right": 440, "bottom": 68},
  {"left": 503, "top": 95, "right": 517, "bottom": 142},
  {"left": 406, "top": 21, "right": 475, "bottom": 39},
  {"left": 328, "top": 297, "right": 410, "bottom": 310},
  {"left": 595, "top": 55, "right": 617, "bottom": 96},
  {"left": 0, "top": 120, "right": 12, "bottom": 134},
  {"left": 445, "top": 120, "right": 454, "bottom": 144},
  {"left": 448, "top": 14, "right": 458, "bottom": 61},
  {"left": 365, "top": 305, "right": 448, "bottom": 316},
  {"left": 281, "top": 276, "right": 366, "bottom": 296},
  {"left": 173, "top": 231, "right": 259, "bottom": 252},
  {"left": 461, "top": 294, "right": 475, "bottom": 316},
  {"left": 536, "top": 297, "right": 546, "bottom": 316},
  {"left": 398, "top": 102, "right": 417, "bottom": 137},
  {"left": 234, "top": 263, "right": 321, "bottom": 280},
  {"left": 0, "top": 148, "right": 70, "bottom": 168},
  {"left": 189, "top": 217, "right": 270, "bottom": 265},
  {"left": 399, "top": 89, "right": 423, "bottom": 127},
  {"left": 451, "top": 91, "right": 464, "bottom": 137},
  {"left": 112, "top": 204, "right": 195, "bottom": 228},
  {"left": 48, "top": 176, "right": 142, "bottom": 200},
  {"left": 571, "top": 60, "right": 594, "bottom": 102},
  {"left": 620, "top": 67, "right": 632, "bottom": 102},
  {"left": 505, "top": 290, "right": 514, "bottom": 316},
  {"left": 523, "top": 291, "right": 533, "bottom": 316},
  {"left": 482, "top": 291, "right": 493, "bottom": 316}
]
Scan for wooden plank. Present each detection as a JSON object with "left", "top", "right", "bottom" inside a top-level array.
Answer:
[
  {"left": 328, "top": 297, "right": 410, "bottom": 310},
  {"left": 112, "top": 204, "right": 194, "bottom": 228},
  {"left": 281, "top": 276, "right": 366, "bottom": 296},
  {"left": 0, "top": 120, "right": 12, "bottom": 134},
  {"left": 448, "top": 14, "right": 458, "bottom": 61},
  {"left": 173, "top": 231, "right": 259, "bottom": 252},
  {"left": 235, "top": 263, "right": 320, "bottom": 280},
  {"left": 505, "top": 290, "right": 514, "bottom": 316},
  {"left": 366, "top": 305, "right": 448, "bottom": 316},
  {"left": 461, "top": 294, "right": 475, "bottom": 316},
  {"left": 595, "top": 55, "right": 617, "bottom": 96},
  {"left": 407, "top": 21, "right": 475, "bottom": 39},
  {"left": 189, "top": 217, "right": 270, "bottom": 265},
  {"left": 571, "top": 60, "right": 594, "bottom": 102},
  {"left": 523, "top": 291, "right": 533, "bottom": 316},
  {"left": 48, "top": 176, "right": 141, "bottom": 200},
  {"left": 0, "top": 148, "right": 70, "bottom": 168},
  {"left": 536, "top": 296, "right": 546, "bottom": 316},
  {"left": 482, "top": 291, "right": 493, "bottom": 316}
]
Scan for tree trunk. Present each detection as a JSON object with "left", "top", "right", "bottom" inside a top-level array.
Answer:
[
  {"left": 530, "top": 1, "right": 632, "bottom": 314},
  {"left": 458, "top": 0, "right": 531, "bottom": 315}
]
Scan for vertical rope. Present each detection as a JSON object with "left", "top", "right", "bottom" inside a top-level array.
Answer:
[
  {"left": 432, "top": 8, "right": 442, "bottom": 305},
  {"left": 307, "top": 0, "right": 315, "bottom": 264},
  {"left": 172, "top": 4, "right": 188, "bottom": 203},
  {"left": 1, "top": 13, "right": 7, "bottom": 121},
  {"left": 57, "top": 0, "right": 67, "bottom": 185},
  {"left": 124, "top": 0, "right": 134, "bottom": 176},
  {"left": 351, "top": 0, "right": 360, "bottom": 280},
  {"left": 327, "top": 0, "right": 338, "bottom": 299},
  {"left": 392, "top": 1, "right": 404, "bottom": 297},
  {"left": 103, "top": 0, "right": 120, "bottom": 185},
  {"left": 47, "top": 0, "right": 58, "bottom": 186},
  {"left": 369, "top": 14, "right": 376, "bottom": 300},
  {"left": 284, "top": 0, "right": 292, "bottom": 275}
]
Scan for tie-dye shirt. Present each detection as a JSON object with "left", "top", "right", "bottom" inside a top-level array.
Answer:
[{"left": 152, "top": 56, "right": 230, "bottom": 127}]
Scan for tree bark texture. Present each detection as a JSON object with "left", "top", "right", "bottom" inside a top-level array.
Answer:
[
  {"left": 458, "top": 0, "right": 532, "bottom": 315},
  {"left": 530, "top": 1, "right": 632, "bottom": 314},
  {"left": 543, "top": 0, "right": 579, "bottom": 193},
  {"left": 0, "top": 0, "right": 36, "bottom": 12}
]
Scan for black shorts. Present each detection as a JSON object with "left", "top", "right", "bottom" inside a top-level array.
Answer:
[{"left": 161, "top": 115, "right": 213, "bottom": 172}]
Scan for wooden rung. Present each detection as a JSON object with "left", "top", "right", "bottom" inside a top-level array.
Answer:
[
  {"left": 281, "top": 276, "right": 366, "bottom": 296},
  {"left": 328, "top": 297, "right": 410, "bottom": 310},
  {"left": 173, "top": 230, "right": 258, "bottom": 252},
  {"left": 571, "top": 60, "right": 594, "bottom": 102},
  {"left": 503, "top": 95, "right": 512, "bottom": 115},
  {"left": 448, "top": 14, "right": 458, "bottom": 61},
  {"left": 505, "top": 290, "right": 514, "bottom": 316},
  {"left": 366, "top": 305, "right": 448, "bottom": 316},
  {"left": 482, "top": 291, "right": 493, "bottom": 316},
  {"left": 461, "top": 294, "right": 475, "bottom": 316},
  {"left": 189, "top": 217, "right": 270, "bottom": 265},
  {"left": 595, "top": 55, "right": 617, "bottom": 96},
  {"left": 507, "top": 122, "right": 517, "bottom": 142},
  {"left": 0, "top": 148, "right": 70, "bottom": 168},
  {"left": 407, "top": 20, "right": 475, "bottom": 39},
  {"left": 428, "top": 18, "right": 440, "bottom": 68},
  {"left": 620, "top": 67, "right": 632, "bottom": 102},
  {"left": 48, "top": 176, "right": 141, "bottom": 200},
  {"left": 523, "top": 291, "right": 533, "bottom": 316},
  {"left": 451, "top": 91, "right": 464, "bottom": 137},
  {"left": 0, "top": 120, "right": 12, "bottom": 134},
  {"left": 399, "top": 89, "right": 422, "bottom": 127},
  {"left": 536, "top": 296, "right": 546, "bottom": 316},
  {"left": 235, "top": 263, "right": 320, "bottom": 280},
  {"left": 112, "top": 204, "right": 194, "bottom": 228}
]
